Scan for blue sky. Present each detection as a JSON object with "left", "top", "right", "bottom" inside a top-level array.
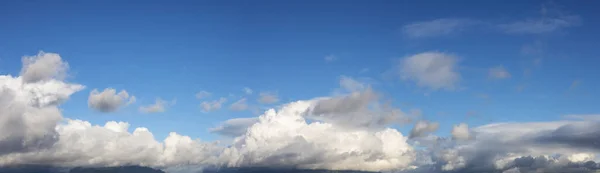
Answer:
[{"left": 1, "top": 0, "right": 599, "bottom": 142}]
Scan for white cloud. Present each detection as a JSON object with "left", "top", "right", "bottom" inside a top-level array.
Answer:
[
  {"left": 258, "top": 92, "right": 279, "bottom": 104},
  {"left": 243, "top": 87, "right": 253, "bottom": 95},
  {"left": 451, "top": 123, "right": 470, "bottom": 140},
  {"left": 399, "top": 52, "right": 461, "bottom": 90},
  {"left": 229, "top": 98, "right": 248, "bottom": 111},
  {"left": 402, "top": 18, "right": 476, "bottom": 38},
  {"left": 409, "top": 120, "right": 440, "bottom": 138},
  {"left": 195, "top": 90, "right": 211, "bottom": 99},
  {"left": 200, "top": 97, "right": 227, "bottom": 112},
  {"left": 19, "top": 51, "right": 69, "bottom": 83},
  {"left": 139, "top": 98, "right": 170, "bottom": 113},
  {"left": 488, "top": 65, "right": 511, "bottom": 79},
  {"left": 339, "top": 76, "right": 367, "bottom": 92},
  {"left": 88, "top": 88, "right": 135, "bottom": 113},
  {"left": 499, "top": 3, "right": 581, "bottom": 34},
  {"left": 324, "top": 54, "right": 337, "bottom": 62}
]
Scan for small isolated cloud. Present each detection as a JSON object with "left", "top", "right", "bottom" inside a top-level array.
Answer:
[
  {"left": 324, "top": 54, "right": 337, "bottom": 62},
  {"left": 488, "top": 65, "right": 511, "bottom": 79},
  {"left": 402, "top": 18, "right": 476, "bottom": 38},
  {"left": 200, "top": 97, "right": 227, "bottom": 112},
  {"left": 88, "top": 88, "right": 135, "bottom": 113},
  {"left": 229, "top": 98, "right": 248, "bottom": 111},
  {"left": 243, "top": 87, "right": 253, "bottom": 95},
  {"left": 399, "top": 52, "right": 461, "bottom": 90},
  {"left": 20, "top": 51, "right": 69, "bottom": 83},
  {"left": 451, "top": 123, "right": 470, "bottom": 140},
  {"left": 139, "top": 98, "right": 171, "bottom": 113},
  {"left": 499, "top": 3, "right": 581, "bottom": 34},
  {"left": 409, "top": 120, "right": 440, "bottom": 138},
  {"left": 569, "top": 79, "right": 582, "bottom": 91},
  {"left": 258, "top": 92, "right": 279, "bottom": 104},
  {"left": 195, "top": 90, "right": 211, "bottom": 99},
  {"left": 209, "top": 117, "right": 259, "bottom": 137}
]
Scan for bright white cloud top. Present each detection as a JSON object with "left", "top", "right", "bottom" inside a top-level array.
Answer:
[{"left": 1, "top": 52, "right": 599, "bottom": 173}]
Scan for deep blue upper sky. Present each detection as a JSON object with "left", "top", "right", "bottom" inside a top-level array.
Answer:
[{"left": 1, "top": 0, "right": 598, "bottom": 141}]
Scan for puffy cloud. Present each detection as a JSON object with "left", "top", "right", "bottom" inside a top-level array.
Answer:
[
  {"left": 221, "top": 100, "right": 416, "bottom": 171},
  {"left": 409, "top": 120, "right": 440, "bottom": 139},
  {"left": 139, "top": 98, "right": 170, "bottom": 113},
  {"left": 402, "top": 18, "right": 477, "bottom": 38},
  {"left": 451, "top": 123, "right": 471, "bottom": 140},
  {"left": 489, "top": 66, "right": 511, "bottom": 79},
  {"left": 209, "top": 118, "right": 258, "bottom": 137},
  {"left": 258, "top": 92, "right": 279, "bottom": 104},
  {"left": 243, "top": 87, "right": 253, "bottom": 95},
  {"left": 201, "top": 97, "right": 227, "bottom": 112},
  {"left": 196, "top": 91, "right": 211, "bottom": 99},
  {"left": 229, "top": 98, "right": 248, "bottom": 111},
  {"left": 398, "top": 52, "right": 461, "bottom": 90},
  {"left": 88, "top": 88, "right": 135, "bottom": 113},
  {"left": 19, "top": 51, "right": 69, "bottom": 84},
  {"left": 0, "top": 51, "right": 83, "bottom": 157}
]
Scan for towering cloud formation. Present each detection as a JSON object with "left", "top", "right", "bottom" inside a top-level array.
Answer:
[
  {"left": 0, "top": 52, "right": 84, "bottom": 157},
  {"left": 88, "top": 88, "right": 135, "bottom": 112}
]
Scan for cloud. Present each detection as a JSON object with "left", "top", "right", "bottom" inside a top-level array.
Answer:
[
  {"left": 451, "top": 123, "right": 470, "bottom": 140},
  {"left": 88, "top": 88, "right": 135, "bottom": 113},
  {"left": 409, "top": 120, "right": 440, "bottom": 138},
  {"left": 402, "top": 18, "right": 476, "bottom": 38},
  {"left": 0, "top": 51, "right": 83, "bottom": 156},
  {"left": 489, "top": 66, "right": 511, "bottom": 79},
  {"left": 398, "top": 52, "right": 461, "bottom": 90},
  {"left": 195, "top": 91, "right": 211, "bottom": 99},
  {"left": 324, "top": 54, "right": 337, "bottom": 62},
  {"left": 139, "top": 98, "right": 171, "bottom": 113},
  {"left": 209, "top": 117, "right": 258, "bottom": 137},
  {"left": 243, "top": 87, "right": 253, "bottom": 95},
  {"left": 200, "top": 97, "right": 227, "bottom": 112},
  {"left": 258, "top": 92, "right": 279, "bottom": 104},
  {"left": 19, "top": 51, "right": 69, "bottom": 83},
  {"left": 339, "top": 76, "right": 367, "bottom": 92},
  {"left": 499, "top": 3, "right": 581, "bottom": 34},
  {"left": 229, "top": 98, "right": 248, "bottom": 111}
]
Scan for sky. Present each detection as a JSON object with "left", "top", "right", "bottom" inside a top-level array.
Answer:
[{"left": 1, "top": 0, "right": 600, "bottom": 172}]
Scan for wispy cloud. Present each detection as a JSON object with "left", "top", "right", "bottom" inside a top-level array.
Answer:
[
  {"left": 200, "top": 97, "right": 227, "bottom": 112},
  {"left": 499, "top": 3, "right": 581, "bottom": 34},
  {"left": 258, "top": 92, "right": 279, "bottom": 104},
  {"left": 139, "top": 98, "right": 173, "bottom": 113},
  {"left": 229, "top": 98, "right": 248, "bottom": 111},
  {"left": 324, "top": 54, "right": 337, "bottom": 62},
  {"left": 195, "top": 90, "right": 211, "bottom": 99},
  {"left": 402, "top": 18, "right": 476, "bottom": 38},
  {"left": 488, "top": 65, "right": 511, "bottom": 79},
  {"left": 398, "top": 52, "right": 461, "bottom": 90}
]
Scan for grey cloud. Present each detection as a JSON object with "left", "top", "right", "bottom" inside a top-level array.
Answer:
[
  {"left": 139, "top": 98, "right": 170, "bottom": 113},
  {"left": 88, "top": 88, "right": 135, "bottom": 113},
  {"left": 409, "top": 120, "right": 440, "bottom": 139},
  {"left": 19, "top": 51, "right": 69, "bottom": 84},
  {"left": 258, "top": 92, "right": 279, "bottom": 104},
  {"left": 209, "top": 117, "right": 258, "bottom": 137},
  {"left": 195, "top": 91, "right": 211, "bottom": 99},
  {"left": 399, "top": 52, "right": 461, "bottom": 90},
  {"left": 243, "top": 87, "right": 253, "bottom": 95},
  {"left": 229, "top": 98, "right": 248, "bottom": 111},
  {"left": 451, "top": 123, "right": 471, "bottom": 140},
  {"left": 200, "top": 97, "right": 227, "bottom": 112}
]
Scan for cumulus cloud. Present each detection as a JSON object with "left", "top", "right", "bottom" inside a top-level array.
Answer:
[
  {"left": 200, "top": 97, "right": 227, "bottom": 112},
  {"left": 399, "top": 52, "right": 461, "bottom": 90},
  {"left": 258, "top": 92, "right": 279, "bottom": 104},
  {"left": 195, "top": 91, "right": 211, "bottom": 99},
  {"left": 88, "top": 88, "right": 135, "bottom": 113},
  {"left": 139, "top": 98, "right": 171, "bottom": 113},
  {"left": 402, "top": 18, "right": 477, "bottom": 38},
  {"left": 451, "top": 123, "right": 470, "bottom": 140},
  {"left": 209, "top": 118, "right": 258, "bottom": 137},
  {"left": 19, "top": 51, "right": 69, "bottom": 83},
  {"left": 229, "top": 98, "right": 248, "bottom": 111},
  {"left": 489, "top": 65, "right": 511, "bottom": 79},
  {"left": 409, "top": 120, "right": 440, "bottom": 139},
  {"left": 0, "top": 51, "right": 83, "bottom": 157}
]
